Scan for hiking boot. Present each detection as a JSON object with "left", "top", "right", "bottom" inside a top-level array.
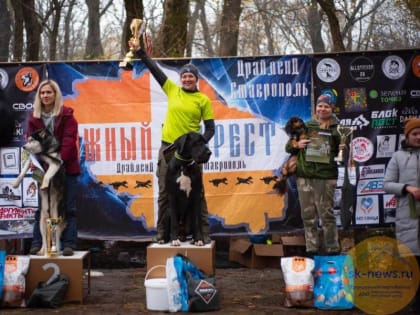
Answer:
[
  {"left": 63, "top": 247, "right": 74, "bottom": 256},
  {"left": 29, "top": 246, "right": 41, "bottom": 255}
]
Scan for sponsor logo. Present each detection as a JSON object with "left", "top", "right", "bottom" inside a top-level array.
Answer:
[
  {"left": 359, "top": 164, "right": 385, "bottom": 179},
  {"left": 344, "top": 88, "right": 368, "bottom": 112},
  {"left": 382, "top": 55, "right": 406, "bottom": 80},
  {"left": 384, "top": 194, "right": 397, "bottom": 208},
  {"left": 316, "top": 58, "right": 340, "bottom": 83},
  {"left": 352, "top": 137, "right": 373, "bottom": 162},
  {"left": 377, "top": 134, "right": 396, "bottom": 158},
  {"left": 412, "top": 55, "right": 420, "bottom": 78},
  {"left": 410, "top": 90, "right": 420, "bottom": 98},
  {"left": 357, "top": 179, "right": 384, "bottom": 195},
  {"left": 370, "top": 109, "right": 398, "bottom": 129},
  {"left": 0, "top": 68, "right": 9, "bottom": 89},
  {"left": 379, "top": 89, "right": 406, "bottom": 104},
  {"left": 340, "top": 114, "right": 370, "bottom": 130},
  {"left": 349, "top": 56, "right": 375, "bottom": 82},
  {"left": 14, "top": 67, "right": 39, "bottom": 92},
  {"left": 12, "top": 102, "right": 34, "bottom": 112}
]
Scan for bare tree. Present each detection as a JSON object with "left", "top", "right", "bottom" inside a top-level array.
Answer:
[
  {"left": 307, "top": 0, "right": 325, "bottom": 52},
  {"left": 316, "top": 0, "right": 345, "bottom": 52},
  {"left": 62, "top": 0, "right": 77, "bottom": 60},
  {"left": 0, "top": 1, "right": 12, "bottom": 61},
  {"left": 154, "top": 0, "right": 189, "bottom": 57},
  {"left": 85, "top": 0, "right": 107, "bottom": 59},
  {"left": 122, "top": 0, "right": 144, "bottom": 58},
  {"left": 10, "top": 1, "right": 24, "bottom": 61},
  {"left": 218, "top": 0, "right": 242, "bottom": 56}
]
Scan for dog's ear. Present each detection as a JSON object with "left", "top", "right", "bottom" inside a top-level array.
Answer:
[{"left": 176, "top": 133, "right": 190, "bottom": 155}]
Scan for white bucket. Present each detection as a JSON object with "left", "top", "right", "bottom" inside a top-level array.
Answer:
[{"left": 144, "top": 265, "right": 169, "bottom": 311}]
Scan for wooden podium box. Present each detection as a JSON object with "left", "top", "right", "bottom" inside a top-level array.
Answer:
[
  {"left": 147, "top": 240, "right": 216, "bottom": 278},
  {"left": 25, "top": 251, "right": 91, "bottom": 303}
]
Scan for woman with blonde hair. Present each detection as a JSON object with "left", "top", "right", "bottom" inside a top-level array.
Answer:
[{"left": 28, "top": 79, "right": 80, "bottom": 256}]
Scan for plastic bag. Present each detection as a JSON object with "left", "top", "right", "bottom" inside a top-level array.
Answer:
[
  {"left": 1, "top": 255, "right": 30, "bottom": 307},
  {"left": 186, "top": 273, "right": 219, "bottom": 312},
  {"left": 27, "top": 274, "right": 69, "bottom": 308},
  {"left": 281, "top": 256, "right": 314, "bottom": 307},
  {"left": 313, "top": 254, "right": 354, "bottom": 309},
  {"left": 166, "top": 257, "right": 182, "bottom": 312}
]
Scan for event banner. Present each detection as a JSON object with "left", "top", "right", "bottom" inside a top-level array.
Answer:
[
  {"left": 0, "top": 55, "right": 312, "bottom": 239},
  {"left": 313, "top": 49, "right": 420, "bottom": 227}
]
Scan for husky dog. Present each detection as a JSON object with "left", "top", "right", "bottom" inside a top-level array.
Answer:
[{"left": 12, "top": 128, "right": 65, "bottom": 256}]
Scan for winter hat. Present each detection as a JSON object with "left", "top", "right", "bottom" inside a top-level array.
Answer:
[
  {"left": 180, "top": 63, "right": 199, "bottom": 79},
  {"left": 404, "top": 118, "right": 420, "bottom": 137},
  {"left": 316, "top": 89, "right": 337, "bottom": 108}
]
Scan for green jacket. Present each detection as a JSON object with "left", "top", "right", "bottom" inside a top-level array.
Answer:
[{"left": 285, "top": 116, "right": 341, "bottom": 179}]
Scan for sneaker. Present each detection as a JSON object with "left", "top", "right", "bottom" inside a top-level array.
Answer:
[
  {"left": 62, "top": 247, "right": 74, "bottom": 256},
  {"left": 29, "top": 246, "right": 41, "bottom": 255}
]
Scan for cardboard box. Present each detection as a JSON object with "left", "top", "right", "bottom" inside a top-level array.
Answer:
[
  {"left": 146, "top": 240, "right": 215, "bottom": 278},
  {"left": 281, "top": 235, "right": 306, "bottom": 246},
  {"left": 26, "top": 251, "right": 90, "bottom": 303},
  {"left": 228, "top": 238, "right": 284, "bottom": 268}
]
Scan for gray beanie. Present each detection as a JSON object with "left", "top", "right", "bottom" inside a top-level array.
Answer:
[{"left": 180, "top": 64, "right": 199, "bottom": 79}]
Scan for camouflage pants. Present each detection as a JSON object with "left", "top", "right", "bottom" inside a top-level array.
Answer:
[
  {"left": 156, "top": 142, "right": 210, "bottom": 241},
  {"left": 296, "top": 177, "right": 340, "bottom": 254}
]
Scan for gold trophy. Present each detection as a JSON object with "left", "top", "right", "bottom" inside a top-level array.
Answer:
[
  {"left": 46, "top": 217, "right": 61, "bottom": 257},
  {"left": 119, "top": 18, "right": 147, "bottom": 70},
  {"left": 335, "top": 125, "right": 353, "bottom": 164}
]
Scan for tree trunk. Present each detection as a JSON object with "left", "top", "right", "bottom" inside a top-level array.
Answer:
[
  {"left": 218, "top": 0, "right": 242, "bottom": 56},
  {"left": 122, "top": 0, "right": 144, "bottom": 57},
  {"left": 316, "top": 0, "right": 345, "bottom": 52},
  {"left": 63, "top": 0, "right": 77, "bottom": 60},
  {"left": 155, "top": 0, "right": 189, "bottom": 58},
  {"left": 85, "top": 0, "right": 104, "bottom": 59},
  {"left": 22, "top": 0, "right": 42, "bottom": 61},
  {"left": 0, "top": 1, "right": 12, "bottom": 62},
  {"left": 307, "top": 0, "right": 326, "bottom": 53},
  {"left": 10, "top": 1, "right": 24, "bottom": 61}
]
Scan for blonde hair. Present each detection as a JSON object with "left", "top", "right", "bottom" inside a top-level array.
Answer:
[{"left": 33, "top": 79, "right": 63, "bottom": 118}]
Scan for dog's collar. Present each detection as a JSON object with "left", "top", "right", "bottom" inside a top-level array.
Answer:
[{"left": 174, "top": 151, "right": 195, "bottom": 165}]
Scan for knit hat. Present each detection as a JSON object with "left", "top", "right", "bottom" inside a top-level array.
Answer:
[
  {"left": 316, "top": 89, "right": 337, "bottom": 108},
  {"left": 404, "top": 118, "right": 420, "bottom": 137},
  {"left": 180, "top": 63, "right": 199, "bottom": 79}
]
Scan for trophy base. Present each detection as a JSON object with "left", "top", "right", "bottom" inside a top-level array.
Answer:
[{"left": 119, "top": 60, "right": 133, "bottom": 70}]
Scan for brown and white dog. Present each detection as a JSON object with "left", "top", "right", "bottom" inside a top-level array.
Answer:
[
  {"left": 165, "top": 132, "right": 212, "bottom": 246},
  {"left": 12, "top": 128, "right": 66, "bottom": 256}
]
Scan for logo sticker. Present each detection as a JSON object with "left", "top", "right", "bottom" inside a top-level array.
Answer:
[
  {"left": 15, "top": 67, "right": 40, "bottom": 92},
  {"left": 412, "top": 55, "right": 420, "bottom": 78},
  {"left": 0, "top": 68, "right": 9, "bottom": 89},
  {"left": 349, "top": 56, "right": 374, "bottom": 82},
  {"left": 382, "top": 55, "right": 406, "bottom": 80},
  {"left": 316, "top": 58, "right": 340, "bottom": 83},
  {"left": 352, "top": 137, "right": 374, "bottom": 162}
]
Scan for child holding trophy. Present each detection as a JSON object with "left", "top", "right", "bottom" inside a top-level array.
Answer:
[
  {"left": 128, "top": 30, "right": 215, "bottom": 245},
  {"left": 285, "top": 89, "right": 345, "bottom": 256}
]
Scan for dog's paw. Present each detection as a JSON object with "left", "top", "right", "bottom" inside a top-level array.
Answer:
[
  {"left": 170, "top": 239, "right": 181, "bottom": 247},
  {"left": 194, "top": 240, "right": 204, "bottom": 246}
]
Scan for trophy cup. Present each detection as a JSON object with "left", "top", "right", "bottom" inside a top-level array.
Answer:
[
  {"left": 119, "top": 18, "right": 147, "bottom": 70},
  {"left": 335, "top": 125, "right": 353, "bottom": 164},
  {"left": 46, "top": 218, "right": 61, "bottom": 257}
]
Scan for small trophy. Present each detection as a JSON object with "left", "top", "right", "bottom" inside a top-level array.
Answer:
[
  {"left": 46, "top": 218, "right": 61, "bottom": 257},
  {"left": 119, "top": 18, "right": 147, "bottom": 70},
  {"left": 335, "top": 125, "right": 353, "bottom": 164}
]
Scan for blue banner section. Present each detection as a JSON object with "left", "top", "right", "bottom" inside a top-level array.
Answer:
[{"left": 0, "top": 49, "right": 418, "bottom": 240}]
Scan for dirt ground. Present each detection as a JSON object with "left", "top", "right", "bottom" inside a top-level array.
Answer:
[{"left": 0, "top": 235, "right": 415, "bottom": 314}]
